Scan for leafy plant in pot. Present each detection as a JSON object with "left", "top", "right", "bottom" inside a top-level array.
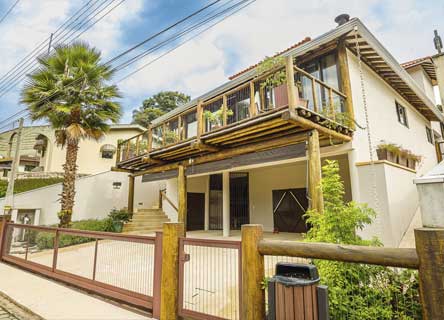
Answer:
[
  {"left": 376, "top": 142, "right": 401, "bottom": 163},
  {"left": 203, "top": 107, "right": 234, "bottom": 130},
  {"left": 406, "top": 151, "right": 422, "bottom": 170},
  {"left": 108, "top": 208, "right": 132, "bottom": 232}
]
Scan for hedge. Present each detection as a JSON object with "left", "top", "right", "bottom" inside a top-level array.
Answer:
[
  {"left": 33, "top": 219, "right": 114, "bottom": 250},
  {"left": 0, "top": 178, "right": 64, "bottom": 198}
]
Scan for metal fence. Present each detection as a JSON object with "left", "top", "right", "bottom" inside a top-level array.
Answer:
[
  {"left": 0, "top": 222, "right": 160, "bottom": 310},
  {"left": 178, "top": 237, "right": 242, "bottom": 320}
]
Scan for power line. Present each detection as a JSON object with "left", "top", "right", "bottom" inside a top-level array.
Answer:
[
  {"left": 0, "top": 0, "right": 20, "bottom": 25},
  {"left": 0, "top": 0, "right": 254, "bottom": 127}
]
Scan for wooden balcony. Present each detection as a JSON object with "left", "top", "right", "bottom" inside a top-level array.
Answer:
[{"left": 114, "top": 60, "right": 353, "bottom": 175}]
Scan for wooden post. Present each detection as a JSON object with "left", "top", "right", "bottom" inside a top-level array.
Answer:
[
  {"left": 311, "top": 79, "right": 319, "bottom": 113},
  {"left": 415, "top": 228, "right": 444, "bottom": 319},
  {"left": 177, "top": 165, "right": 187, "bottom": 229},
  {"left": 196, "top": 100, "right": 203, "bottom": 140},
  {"left": 241, "top": 224, "right": 265, "bottom": 320},
  {"left": 152, "top": 231, "right": 163, "bottom": 319},
  {"left": 337, "top": 40, "right": 355, "bottom": 128},
  {"left": 328, "top": 87, "right": 335, "bottom": 120},
  {"left": 160, "top": 223, "right": 184, "bottom": 320},
  {"left": 222, "top": 171, "right": 230, "bottom": 237},
  {"left": 178, "top": 115, "right": 183, "bottom": 141},
  {"left": 115, "top": 144, "right": 121, "bottom": 166},
  {"left": 162, "top": 123, "right": 167, "bottom": 147},
  {"left": 128, "top": 175, "right": 135, "bottom": 213},
  {"left": 135, "top": 135, "right": 140, "bottom": 156},
  {"left": 148, "top": 126, "right": 153, "bottom": 152},
  {"left": 307, "top": 130, "right": 324, "bottom": 214},
  {"left": 222, "top": 95, "right": 228, "bottom": 126},
  {"left": 286, "top": 55, "right": 298, "bottom": 112},
  {"left": 249, "top": 81, "right": 256, "bottom": 117},
  {"left": 0, "top": 215, "right": 11, "bottom": 257}
]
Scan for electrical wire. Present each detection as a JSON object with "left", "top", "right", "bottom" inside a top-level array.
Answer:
[{"left": 0, "top": 0, "right": 20, "bottom": 25}]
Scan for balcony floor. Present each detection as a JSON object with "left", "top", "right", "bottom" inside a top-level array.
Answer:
[{"left": 116, "top": 106, "right": 352, "bottom": 173}]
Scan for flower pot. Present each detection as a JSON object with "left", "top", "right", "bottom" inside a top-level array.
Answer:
[
  {"left": 112, "top": 221, "right": 123, "bottom": 233},
  {"left": 376, "top": 149, "right": 398, "bottom": 163},
  {"left": 407, "top": 159, "right": 417, "bottom": 170},
  {"left": 398, "top": 155, "right": 408, "bottom": 167}
]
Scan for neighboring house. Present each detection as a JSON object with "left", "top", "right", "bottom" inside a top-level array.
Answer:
[
  {"left": 0, "top": 124, "right": 146, "bottom": 176},
  {"left": 113, "top": 17, "right": 443, "bottom": 246}
]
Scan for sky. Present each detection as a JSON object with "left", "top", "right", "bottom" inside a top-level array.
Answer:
[{"left": 0, "top": 0, "right": 443, "bottom": 127}]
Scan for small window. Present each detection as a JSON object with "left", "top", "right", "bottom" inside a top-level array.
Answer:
[
  {"left": 426, "top": 127, "right": 434, "bottom": 144},
  {"left": 101, "top": 150, "right": 114, "bottom": 159},
  {"left": 396, "top": 102, "right": 408, "bottom": 127},
  {"left": 100, "top": 144, "right": 116, "bottom": 159}
]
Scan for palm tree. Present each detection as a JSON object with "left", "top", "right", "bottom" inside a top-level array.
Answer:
[{"left": 21, "top": 42, "right": 121, "bottom": 227}]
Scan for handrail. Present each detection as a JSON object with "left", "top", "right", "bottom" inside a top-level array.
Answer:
[
  {"left": 159, "top": 189, "right": 178, "bottom": 212},
  {"left": 257, "top": 239, "right": 419, "bottom": 269}
]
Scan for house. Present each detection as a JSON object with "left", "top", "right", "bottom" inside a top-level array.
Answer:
[
  {"left": 113, "top": 16, "right": 444, "bottom": 247},
  {"left": 0, "top": 123, "right": 146, "bottom": 176}
]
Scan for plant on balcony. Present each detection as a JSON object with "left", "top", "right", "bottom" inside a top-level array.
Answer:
[
  {"left": 256, "top": 56, "right": 287, "bottom": 89},
  {"left": 203, "top": 106, "right": 234, "bottom": 129},
  {"left": 376, "top": 142, "right": 401, "bottom": 163},
  {"left": 406, "top": 150, "right": 422, "bottom": 170},
  {"left": 164, "top": 129, "right": 179, "bottom": 145}
]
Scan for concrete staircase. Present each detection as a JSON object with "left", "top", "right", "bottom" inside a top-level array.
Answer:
[{"left": 123, "top": 208, "right": 170, "bottom": 234}]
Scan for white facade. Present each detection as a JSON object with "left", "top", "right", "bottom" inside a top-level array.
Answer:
[{"left": 0, "top": 172, "right": 161, "bottom": 226}]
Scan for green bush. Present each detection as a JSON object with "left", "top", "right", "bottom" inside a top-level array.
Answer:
[
  {"left": 0, "top": 178, "right": 64, "bottom": 198},
  {"left": 35, "top": 218, "right": 115, "bottom": 250},
  {"left": 304, "top": 160, "right": 421, "bottom": 319}
]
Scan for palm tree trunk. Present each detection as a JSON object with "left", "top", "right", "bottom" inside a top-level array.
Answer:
[{"left": 59, "top": 138, "right": 79, "bottom": 227}]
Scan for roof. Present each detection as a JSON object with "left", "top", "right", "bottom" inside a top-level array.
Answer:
[
  {"left": 109, "top": 124, "right": 146, "bottom": 132},
  {"left": 401, "top": 56, "right": 437, "bottom": 84},
  {"left": 153, "top": 18, "right": 443, "bottom": 124},
  {"left": 228, "top": 37, "right": 312, "bottom": 80}
]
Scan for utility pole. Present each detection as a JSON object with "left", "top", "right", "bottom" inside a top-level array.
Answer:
[{"left": 4, "top": 118, "right": 24, "bottom": 214}]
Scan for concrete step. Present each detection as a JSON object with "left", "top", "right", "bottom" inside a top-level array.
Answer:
[
  {"left": 131, "top": 216, "right": 169, "bottom": 222},
  {"left": 123, "top": 207, "right": 169, "bottom": 234},
  {"left": 136, "top": 208, "right": 164, "bottom": 214},
  {"left": 123, "top": 225, "right": 165, "bottom": 232}
]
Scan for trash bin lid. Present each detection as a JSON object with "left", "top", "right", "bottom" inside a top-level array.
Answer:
[
  {"left": 271, "top": 274, "right": 320, "bottom": 287},
  {"left": 275, "top": 262, "right": 319, "bottom": 280}
]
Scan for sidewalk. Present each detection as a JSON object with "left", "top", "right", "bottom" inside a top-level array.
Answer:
[{"left": 0, "top": 263, "right": 152, "bottom": 320}]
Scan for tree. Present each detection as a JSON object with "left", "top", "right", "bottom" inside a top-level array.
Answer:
[
  {"left": 21, "top": 42, "right": 121, "bottom": 227},
  {"left": 132, "top": 91, "right": 190, "bottom": 127},
  {"left": 304, "top": 160, "right": 421, "bottom": 319}
]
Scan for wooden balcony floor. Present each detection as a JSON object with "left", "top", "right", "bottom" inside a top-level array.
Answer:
[{"left": 116, "top": 106, "right": 353, "bottom": 173}]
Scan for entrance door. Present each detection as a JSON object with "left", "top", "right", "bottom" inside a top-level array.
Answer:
[
  {"left": 230, "top": 172, "right": 249, "bottom": 229},
  {"left": 187, "top": 193, "right": 205, "bottom": 231},
  {"left": 272, "top": 188, "right": 308, "bottom": 233}
]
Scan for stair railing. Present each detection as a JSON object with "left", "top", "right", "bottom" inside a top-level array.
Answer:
[{"left": 159, "top": 189, "right": 178, "bottom": 212}]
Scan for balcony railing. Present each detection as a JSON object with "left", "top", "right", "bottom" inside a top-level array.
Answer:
[{"left": 116, "top": 64, "right": 349, "bottom": 165}]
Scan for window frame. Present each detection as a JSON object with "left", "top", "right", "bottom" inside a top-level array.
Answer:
[
  {"left": 426, "top": 126, "right": 434, "bottom": 144},
  {"left": 395, "top": 101, "right": 409, "bottom": 128},
  {"left": 101, "top": 150, "right": 114, "bottom": 159}
]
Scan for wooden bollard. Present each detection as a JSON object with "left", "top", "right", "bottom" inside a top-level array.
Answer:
[
  {"left": 415, "top": 228, "right": 444, "bottom": 319},
  {"left": 160, "top": 223, "right": 184, "bottom": 320},
  {"left": 241, "top": 224, "right": 265, "bottom": 320}
]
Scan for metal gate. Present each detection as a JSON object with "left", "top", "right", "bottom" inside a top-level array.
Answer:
[
  {"left": 178, "top": 237, "right": 242, "bottom": 320},
  {"left": 0, "top": 222, "right": 162, "bottom": 312}
]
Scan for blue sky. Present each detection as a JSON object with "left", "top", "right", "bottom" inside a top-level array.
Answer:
[{"left": 0, "top": 0, "right": 443, "bottom": 127}]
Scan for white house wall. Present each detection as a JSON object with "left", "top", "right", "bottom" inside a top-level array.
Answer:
[{"left": 0, "top": 171, "right": 160, "bottom": 226}]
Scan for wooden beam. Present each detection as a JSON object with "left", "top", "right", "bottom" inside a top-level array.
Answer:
[
  {"left": 110, "top": 166, "right": 133, "bottom": 173},
  {"left": 415, "top": 228, "right": 444, "bottom": 319},
  {"left": 337, "top": 40, "right": 355, "bottom": 129},
  {"left": 160, "top": 223, "right": 184, "bottom": 320},
  {"left": 249, "top": 81, "right": 256, "bottom": 117},
  {"left": 128, "top": 175, "right": 135, "bottom": 213},
  {"left": 286, "top": 55, "right": 298, "bottom": 112},
  {"left": 222, "top": 95, "right": 228, "bottom": 126},
  {"left": 307, "top": 129, "right": 324, "bottom": 214},
  {"left": 141, "top": 156, "right": 163, "bottom": 165},
  {"left": 190, "top": 141, "right": 219, "bottom": 152},
  {"left": 196, "top": 100, "right": 203, "bottom": 141},
  {"left": 282, "top": 110, "right": 352, "bottom": 141},
  {"left": 258, "top": 239, "right": 419, "bottom": 269},
  {"left": 241, "top": 225, "right": 265, "bottom": 320},
  {"left": 177, "top": 165, "right": 187, "bottom": 228}
]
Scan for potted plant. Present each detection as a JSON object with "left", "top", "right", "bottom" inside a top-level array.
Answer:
[
  {"left": 406, "top": 151, "right": 422, "bottom": 170},
  {"left": 108, "top": 209, "right": 132, "bottom": 233},
  {"left": 164, "top": 129, "right": 179, "bottom": 145},
  {"left": 203, "top": 107, "right": 234, "bottom": 130},
  {"left": 376, "top": 142, "right": 401, "bottom": 163}
]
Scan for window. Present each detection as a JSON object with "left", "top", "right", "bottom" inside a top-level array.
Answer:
[
  {"left": 426, "top": 127, "right": 434, "bottom": 144},
  {"left": 395, "top": 102, "right": 408, "bottom": 127},
  {"left": 100, "top": 144, "right": 116, "bottom": 159}
]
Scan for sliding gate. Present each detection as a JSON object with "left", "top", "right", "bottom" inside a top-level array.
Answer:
[
  {"left": 178, "top": 237, "right": 242, "bottom": 320},
  {"left": 0, "top": 222, "right": 162, "bottom": 312}
]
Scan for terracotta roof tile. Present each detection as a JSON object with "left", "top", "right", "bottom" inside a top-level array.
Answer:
[{"left": 228, "top": 37, "right": 312, "bottom": 80}]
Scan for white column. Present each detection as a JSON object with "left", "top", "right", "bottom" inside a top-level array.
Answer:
[
  {"left": 347, "top": 150, "right": 361, "bottom": 202},
  {"left": 222, "top": 171, "right": 230, "bottom": 237},
  {"left": 204, "top": 175, "right": 210, "bottom": 231}
]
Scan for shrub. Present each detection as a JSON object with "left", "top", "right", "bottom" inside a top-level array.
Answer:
[
  {"left": 35, "top": 218, "right": 115, "bottom": 250},
  {"left": 304, "top": 160, "right": 421, "bottom": 319},
  {"left": 0, "top": 178, "right": 64, "bottom": 198}
]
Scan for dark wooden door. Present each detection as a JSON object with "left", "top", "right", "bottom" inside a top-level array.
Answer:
[
  {"left": 187, "top": 192, "right": 205, "bottom": 231},
  {"left": 272, "top": 188, "right": 308, "bottom": 233},
  {"left": 230, "top": 172, "right": 249, "bottom": 229}
]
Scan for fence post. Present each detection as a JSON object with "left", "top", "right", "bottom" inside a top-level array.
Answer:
[
  {"left": 160, "top": 222, "right": 184, "bottom": 320},
  {"left": 241, "top": 224, "right": 265, "bottom": 320},
  {"left": 152, "top": 231, "right": 163, "bottom": 319},
  {"left": 0, "top": 215, "right": 11, "bottom": 257},
  {"left": 415, "top": 228, "right": 444, "bottom": 319}
]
